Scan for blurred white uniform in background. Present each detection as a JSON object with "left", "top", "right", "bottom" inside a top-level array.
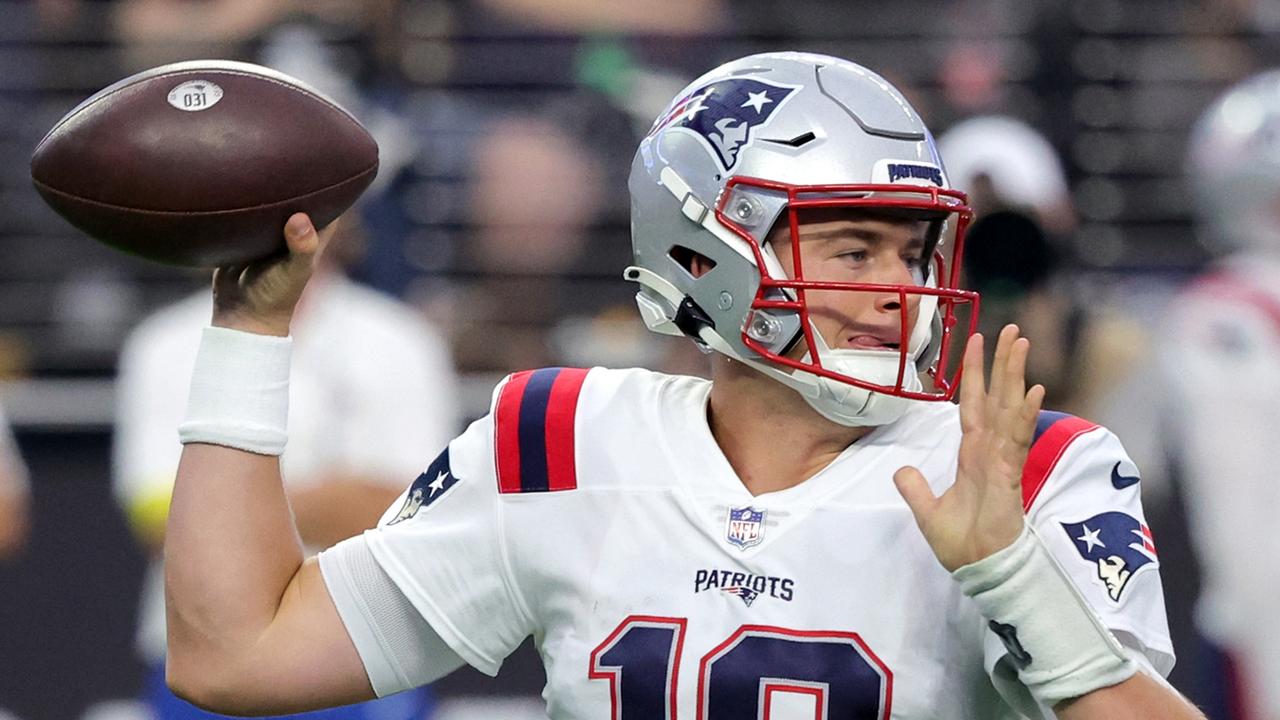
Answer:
[
  {"left": 1159, "top": 70, "right": 1280, "bottom": 720},
  {"left": 114, "top": 275, "right": 459, "bottom": 717},
  {"left": 1161, "top": 258, "right": 1280, "bottom": 720}
]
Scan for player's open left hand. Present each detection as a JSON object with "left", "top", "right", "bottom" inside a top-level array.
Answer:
[
  {"left": 211, "top": 213, "right": 337, "bottom": 337},
  {"left": 893, "top": 324, "right": 1046, "bottom": 572}
]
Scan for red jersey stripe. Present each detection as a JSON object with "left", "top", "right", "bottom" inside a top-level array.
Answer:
[
  {"left": 1021, "top": 415, "right": 1101, "bottom": 511},
  {"left": 495, "top": 370, "right": 535, "bottom": 494},
  {"left": 544, "top": 368, "right": 589, "bottom": 492}
]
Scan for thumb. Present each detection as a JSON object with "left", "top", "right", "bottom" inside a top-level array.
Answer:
[
  {"left": 893, "top": 466, "right": 938, "bottom": 528},
  {"left": 284, "top": 212, "right": 321, "bottom": 256}
]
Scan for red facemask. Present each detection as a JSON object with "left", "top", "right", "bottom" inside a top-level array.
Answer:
[{"left": 714, "top": 176, "right": 981, "bottom": 402}]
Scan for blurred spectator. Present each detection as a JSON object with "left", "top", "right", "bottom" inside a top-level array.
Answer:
[
  {"left": 437, "top": 95, "right": 710, "bottom": 377},
  {"left": 113, "top": 220, "right": 458, "bottom": 719},
  {"left": 475, "top": 0, "right": 725, "bottom": 33},
  {"left": 443, "top": 113, "right": 612, "bottom": 373},
  {"left": 1156, "top": 70, "right": 1280, "bottom": 720},
  {"left": 939, "top": 115, "right": 1144, "bottom": 418},
  {"left": 406, "top": 0, "right": 728, "bottom": 377},
  {"left": 0, "top": 400, "right": 31, "bottom": 561},
  {"left": 112, "top": 0, "right": 400, "bottom": 74}
]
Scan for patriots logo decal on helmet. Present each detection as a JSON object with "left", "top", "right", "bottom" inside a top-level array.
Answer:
[
  {"left": 1061, "top": 511, "right": 1158, "bottom": 602},
  {"left": 650, "top": 78, "right": 798, "bottom": 171}
]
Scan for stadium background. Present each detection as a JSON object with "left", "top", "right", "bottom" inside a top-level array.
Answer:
[{"left": 1, "top": 0, "right": 1277, "bottom": 717}]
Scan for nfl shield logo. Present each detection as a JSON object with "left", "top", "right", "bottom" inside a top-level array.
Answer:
[{"left": 726, "top": 507, "right": 766, "bottom": 550}]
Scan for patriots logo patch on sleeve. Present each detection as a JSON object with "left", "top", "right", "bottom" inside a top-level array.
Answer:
[
  {"left": 1060, "top": 511, "right": 1158, "bottom": 602},
  {"left": 648, "top": 78, "right": 799, "bottom": 171},
  {"left": 388, "top": 448, "right": 458, "bottom": 525}
]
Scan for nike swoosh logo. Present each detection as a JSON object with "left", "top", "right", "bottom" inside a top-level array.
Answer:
[{"left": 1111, "top": 461, "right": 1141, "bottom": 489}]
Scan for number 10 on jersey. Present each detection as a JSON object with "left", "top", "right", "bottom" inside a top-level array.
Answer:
[{"left": 589, "top": 615, "right": 892, "bottom": 719}]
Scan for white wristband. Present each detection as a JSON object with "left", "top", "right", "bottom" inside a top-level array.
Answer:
[
  {"left": 953, "top": 523, "right": 1138, "bottom": 704},
  {"left": 178, "top": 326, "right": 292, "bottom": 455}
]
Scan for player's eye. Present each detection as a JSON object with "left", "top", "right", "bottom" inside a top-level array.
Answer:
[{"left": 903, "top": 252, "right": 927, "bottom": 283}]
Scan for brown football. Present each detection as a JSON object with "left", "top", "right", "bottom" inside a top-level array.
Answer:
[{"left": 30, "top": 60, "right": 379, "bottom": 267}]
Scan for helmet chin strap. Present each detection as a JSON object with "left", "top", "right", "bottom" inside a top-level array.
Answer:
[
  {"left": 695, "top": 319, "right": 920, "bottom": 428},
  {"left": 759, "top": 286, "right": 938, "bottom": 428},
  {"left": 794, "top": 327, "right": 922, "bottom": 427}
]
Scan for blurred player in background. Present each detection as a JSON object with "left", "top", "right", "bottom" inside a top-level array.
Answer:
[
  {"left": 161, "top": 53, "right": 1202, "bottom": 719},
  {"left": 113, "top": 219, "right": 456, "bottom": 719},
  {"left": 1158, "top": 70, "right": 1280, "bottom": 720},
  {"left": 0, "top": 399, "right": 30, "bottom": 561}
]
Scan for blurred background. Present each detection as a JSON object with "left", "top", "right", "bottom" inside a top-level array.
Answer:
[{"left": 2, "top": 0, "right": 1279, "bottom": 718}]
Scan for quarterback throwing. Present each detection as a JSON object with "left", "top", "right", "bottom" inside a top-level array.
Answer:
[{"left": 164, "top": 53, "right": 1203, "bottom": 719}]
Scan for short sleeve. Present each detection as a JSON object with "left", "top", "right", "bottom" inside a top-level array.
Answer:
[
  {"left": 360, "top": 400, "right": 535, "bottom": 676},
  {"left": 983, "top": 415, "right": 1175, "bottom": 687},
  {"left": 319, "top": 533, "right": 467, "bottom": 696}
]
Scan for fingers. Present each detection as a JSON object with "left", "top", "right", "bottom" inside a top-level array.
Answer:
[
  {"left": 1012, "top": 383, "right": 1047, "bottom": 447},
  {"left": 207, "top": 215, "right": 324, "bottom": 333},
  {"left": 1003, "top": 336, "right": 1029, "bottom": 410},
  {"left": 893, "top": 466, "right": 938, "bottom": 529},
  {"left": 960, "top": 324, "right": 1039, "bottom": 450},
  {"left": 987, "top": 324, "right": 1020, "bottom": 409},
  {"left": 212, "top": 262, "right": 248, "bottom": 299},
  {"left": 958, "top": 332, "right": 985, "bottom": 432},
  {"left": 284, "top": 213, "right": 319, "bottom": 255}
]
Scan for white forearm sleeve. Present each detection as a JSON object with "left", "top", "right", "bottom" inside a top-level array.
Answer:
[{"left": 954, "top": 523, "right": 1138, "bottom": 704}]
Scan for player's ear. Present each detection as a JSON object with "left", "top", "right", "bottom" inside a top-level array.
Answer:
[
  {"left": 691, "top": 254, "right": 715, "bottom": 278},
  {"left": 669, "top": 245, "right": 717, "bottom": 279}
]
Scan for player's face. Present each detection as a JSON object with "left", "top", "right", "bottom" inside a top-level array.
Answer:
[{"left": 770, "top": 208, "right": 927, "bottom": 355}]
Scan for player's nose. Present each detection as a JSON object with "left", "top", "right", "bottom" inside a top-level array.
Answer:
[{"left": 869, "top": 259, "right": 920, "bottom": 314}]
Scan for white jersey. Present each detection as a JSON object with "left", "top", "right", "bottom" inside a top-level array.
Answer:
[
  {"left": 326, "top": 367, "right": 1173, "bottom": 719},
  {"left": 1159, "top": 254, "right": 1280, "bottom": 715}
]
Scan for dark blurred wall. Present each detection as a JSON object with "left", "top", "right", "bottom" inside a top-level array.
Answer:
[{"left": 0, "top": 431, "right": 147, "bottom": 720}]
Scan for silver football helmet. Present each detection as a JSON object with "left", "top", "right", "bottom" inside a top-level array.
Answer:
[
  {"left": 627, "top": 52, "right": 977, "bottom": 426},
  {"left": 1188, "top": 69, "right": 1280, "bottom": 255}
]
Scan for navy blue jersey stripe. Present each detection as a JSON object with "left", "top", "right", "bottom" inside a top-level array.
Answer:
[
  {"left": 516, "top": 367, "right": 561, "bottom": 493},
  {"left": 1032, "top": 410, "right": 1073, "bottom": 445}
]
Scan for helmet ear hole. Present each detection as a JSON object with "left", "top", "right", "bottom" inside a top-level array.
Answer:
[{"left": 669, "top": 245, "right": 717, "bottom": 278}]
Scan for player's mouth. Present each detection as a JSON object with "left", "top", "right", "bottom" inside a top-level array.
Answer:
[{"left": 845, "top": 334, "right": 901, "bottom": 351}]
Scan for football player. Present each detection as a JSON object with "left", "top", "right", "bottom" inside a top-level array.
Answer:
[
  {"left": 163, "top": 53, "right": 1203, "bottom": 719},
  {"left": 1159, "top": 70, "right": 1280, "bottom": 720}
]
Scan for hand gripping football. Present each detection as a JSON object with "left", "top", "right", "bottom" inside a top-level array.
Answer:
[{"left": 30, "top": 60, "right": 379, "bottom": 267}]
